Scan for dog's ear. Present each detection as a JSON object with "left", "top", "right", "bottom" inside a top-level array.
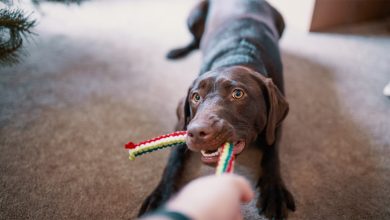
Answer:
[
  {"left": 263, "top": 78, "right": 289, "bottom": 145},
  {"left": 175, "top": 89, "right": 191, "bottom": 131}
]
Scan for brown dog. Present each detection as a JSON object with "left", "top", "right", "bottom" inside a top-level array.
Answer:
[{"left": 139, "top": 0, "right": 295, "bottom": 219}]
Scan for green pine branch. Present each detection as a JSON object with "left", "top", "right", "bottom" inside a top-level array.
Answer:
[
  {"left": 0, "top": 0, "right": 87, "bottom": 66},
  {"left": 32, "top": 0, "right": 86, "bottom": 5},
  {"left": 0, "top": 8, "right": 36, "bottom": 65}
]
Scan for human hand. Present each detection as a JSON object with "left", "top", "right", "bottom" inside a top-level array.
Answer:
[{"left": 166, "top": 174, "right": 254, "bottom": 220}]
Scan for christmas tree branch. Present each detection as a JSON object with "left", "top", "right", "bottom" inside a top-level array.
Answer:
[
  {"left": 32, "top": 0, "right": 87, "bottom": 5},
  {"left": 0, "top": 0, "right": 87, "bottom": 65},
  {"left": 0, "top": 8, "right": 36, "bottom": 65}
]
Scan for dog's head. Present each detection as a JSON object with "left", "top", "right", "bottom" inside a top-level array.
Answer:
[{"left": 176, "top": 66, "right": 288, "bottom": 164}]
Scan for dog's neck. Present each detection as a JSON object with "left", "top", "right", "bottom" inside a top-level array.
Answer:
[{"left": 200, "top": 38, "right": 268, "bottom": 76}]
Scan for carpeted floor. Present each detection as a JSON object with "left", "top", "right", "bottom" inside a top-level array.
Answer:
[{"left": 1, "top": 0, "right": 389, "bottom": 219}]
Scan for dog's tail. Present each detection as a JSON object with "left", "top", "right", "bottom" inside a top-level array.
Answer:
[
  {"left": 166, "top": 40, "right": 198, "bottom": 59},
  {"left": 269, "top": 3, "right": 285, "bottom": 38}
]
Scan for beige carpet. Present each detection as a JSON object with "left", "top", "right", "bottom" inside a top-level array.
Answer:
[{"left": 1, "top": 0, "right": 389, "bottom": 219}]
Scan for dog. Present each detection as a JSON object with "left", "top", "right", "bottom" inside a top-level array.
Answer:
[{"left": 138, "top": 0, "right": 295, "bottom": 219}]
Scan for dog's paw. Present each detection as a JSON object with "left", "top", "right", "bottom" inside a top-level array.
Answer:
[
  {"left": 138, "top": 189, "right": 164, "bottom": 217},
  {"left": 257, "top": 182, "right": 296, "bottom": 220}
]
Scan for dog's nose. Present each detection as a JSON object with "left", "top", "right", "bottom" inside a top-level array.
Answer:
[{"left": 187, "top": 122, "right": 213, "bottom": 141}]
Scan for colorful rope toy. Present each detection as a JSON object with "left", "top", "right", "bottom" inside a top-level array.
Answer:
[
  {"left": 125, "top": 131, "right": 235, "bottom": 174},
  {"left": 215, "top": 142, "right": 235, "bottom": 175}
]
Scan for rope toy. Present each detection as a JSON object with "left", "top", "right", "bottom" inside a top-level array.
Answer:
[
  {"left": 215, "top": 142, "right": 235, "bottom": 174},
  {"left": 125, "top": 131, "right": 235, "bottom": 174}
]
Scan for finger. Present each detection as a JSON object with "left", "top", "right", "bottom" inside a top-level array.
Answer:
[
  {"left": 227, "top": 174, "right": 254, "bottom": 203},
  {"left": 234, "top": 207, "right": 244, "bottom": 220},
  {"left": 237, "top": 178, "right": 254, "bottom": 203}
]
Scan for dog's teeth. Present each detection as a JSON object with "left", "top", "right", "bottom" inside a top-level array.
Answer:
[{"left": 201, "top": 150, "right": 220, "bottom": 157}]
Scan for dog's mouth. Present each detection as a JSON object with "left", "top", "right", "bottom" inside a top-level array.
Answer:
[{"left": 200, "top": 140, "right": 246, "bottom": 164}]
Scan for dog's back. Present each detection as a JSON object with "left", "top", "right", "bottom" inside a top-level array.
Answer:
[
  {"left": 200, "top": 0, "right": 286, "bottom": 91},
  {"left": 201, "top": 0, "right": 284, "bottom": 44}
]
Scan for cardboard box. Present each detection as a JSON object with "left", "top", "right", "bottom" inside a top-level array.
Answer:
[{"left": 310, "top": 0, "right": 390, "bottom": 31}]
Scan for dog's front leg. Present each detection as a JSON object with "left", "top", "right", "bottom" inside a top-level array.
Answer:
[
  {"left": 257, "top": 128, "right": 296, "bottom": 219},
  {"left": 138, "top": 144, "right": 190, "bottom": 217}
]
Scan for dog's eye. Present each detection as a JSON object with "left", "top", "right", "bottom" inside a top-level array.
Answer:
[
  {"left": 232, "top": 89, "right": 244, "bottom": 99},
  {"left": 191, "top": 92, "right": 201, "bottom": 103}
]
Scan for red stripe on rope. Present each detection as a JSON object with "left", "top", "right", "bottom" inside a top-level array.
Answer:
[
  {"left": 124, "top": 131, "right": 187, "bottom": 149},
  {"left": 226, "top": 154, "right": 235, "bottom": 173}
]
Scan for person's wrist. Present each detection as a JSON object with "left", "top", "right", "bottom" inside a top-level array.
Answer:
[
  {"left": 141, "top": 207, "right": 192, "bottom": 220},
  {"left": 166, "top": 199, "right": 200, "bottom": 220}
]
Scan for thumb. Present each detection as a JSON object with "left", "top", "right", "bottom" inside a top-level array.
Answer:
[{"left": 226, "top": 174, "right": 254, "bottom": 203}]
